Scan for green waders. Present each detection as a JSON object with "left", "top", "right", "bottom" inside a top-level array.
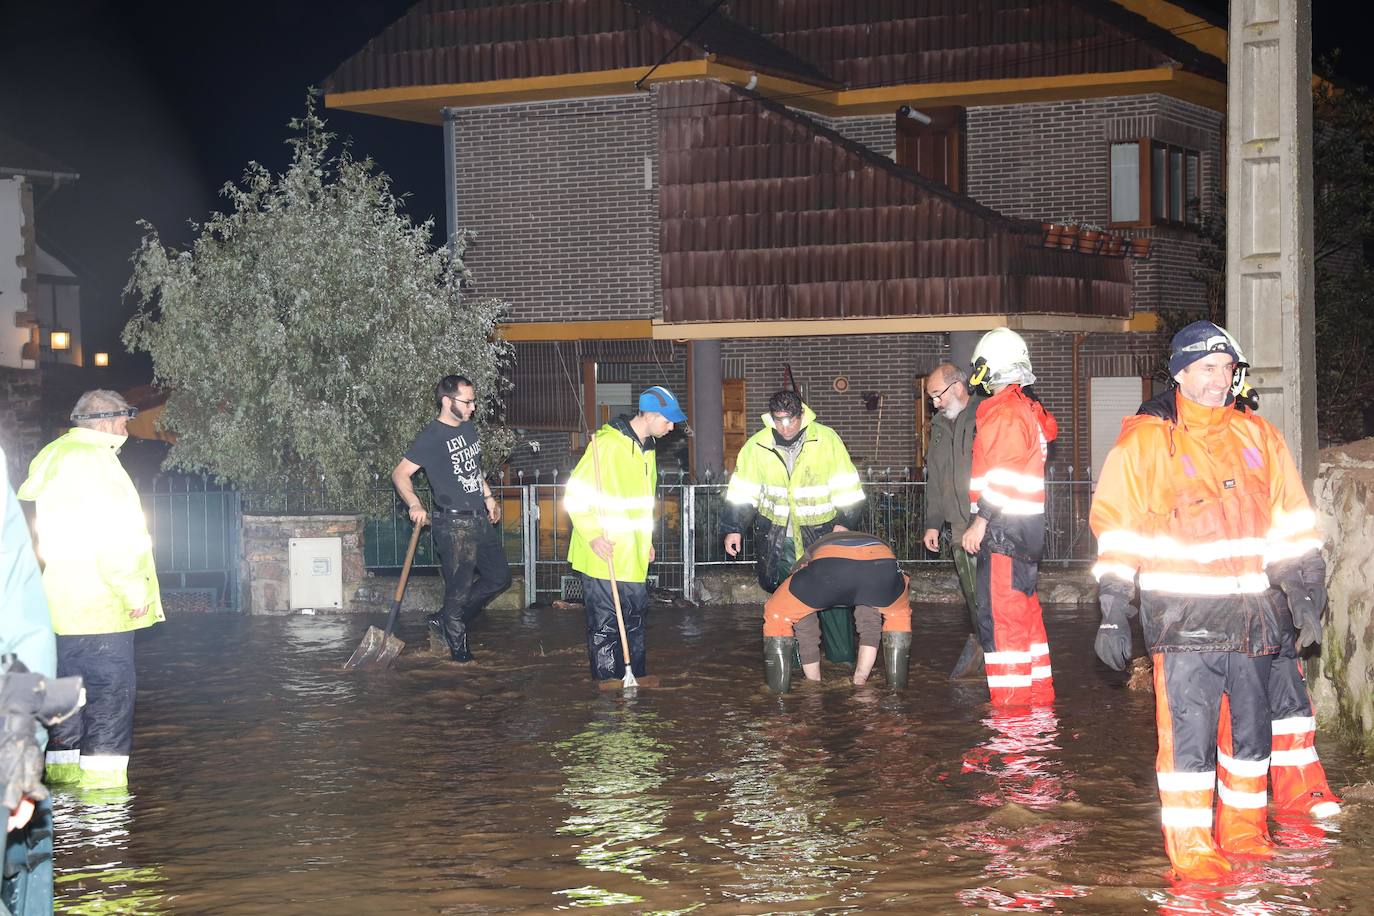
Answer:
[
  {"left": 948, "top": 543, "right": 985, "bottom": 679},
  {"left": 780, "top": 538, "right": 857, "bottom": 665}
]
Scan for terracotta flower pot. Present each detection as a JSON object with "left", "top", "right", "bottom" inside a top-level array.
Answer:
[
  {"left": 1058, "top": 225, "right": 1080, "bottom": 250},
  {"left": 1128, "top": 237, "right": 1153, "bottom": 259},
  {"left": 1076, "top": 229, "right": 1102, "bottom": 254},
  {"left": 1101, "top": 234, "right": 1125, "bottom": 257},
  {"left": 1041, "top": 222, "right": 1063, "bottom": 248}
]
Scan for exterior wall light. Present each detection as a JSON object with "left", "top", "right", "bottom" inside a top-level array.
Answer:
[
  {"left": 93, "top": 352, "right": 109, "bottom": 367},
  {"left": 50, "top": 329, "right": 71, "bottom": 351}
]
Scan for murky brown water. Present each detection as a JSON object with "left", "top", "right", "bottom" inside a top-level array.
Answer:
[{"left": 50, "top": 601, "right": 1373, "bottom": 914}]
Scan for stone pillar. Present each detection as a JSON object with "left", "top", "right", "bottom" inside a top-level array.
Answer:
[
  {"left": 690, "top": 339, "right": 724, "bottom": 477},
  {"left": 239, "top": 514, "right": 366, "bottom": 615},
  {"left": 948, "top": 331, "right": 980, "bottom": 373},
  {"left": 443, "top": 108, "right": 460, "bottom": 251},
  {"left": 1226, "top": 0, "right": 1317, "bottom": 483}
]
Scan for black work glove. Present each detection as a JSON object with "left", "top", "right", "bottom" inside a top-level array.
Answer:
[
  {"left": 1094, "top": 589, "right": 1135, "bottom": 672},
  {"left": 1281, "top": 580, "right": 1326, "bottom": 649},
  {"left": 1, "top": 713, "right": 46, "bottom": 812}
]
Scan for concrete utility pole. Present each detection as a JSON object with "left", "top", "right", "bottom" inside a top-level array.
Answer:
[{"left": 1226, "top": 0, "right": 1317, "bottom": 483}]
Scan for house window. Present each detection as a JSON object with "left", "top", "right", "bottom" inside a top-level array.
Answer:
[{"left": 1109, "top": 140, "right": 1202, "bottom": 227}]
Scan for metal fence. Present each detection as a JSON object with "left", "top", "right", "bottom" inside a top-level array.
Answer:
[{"left": 139, "top": 470, "right": 1095, "bottom": 611}]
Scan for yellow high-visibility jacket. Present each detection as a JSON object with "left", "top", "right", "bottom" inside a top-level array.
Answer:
[
  {"left": 721, "top": 405, "right": 865, "bottom": 589},
  {"left": 18, "top": 428, "right": 165, "bottom": 636},
  {"left": 564, "top": 419, "right": 657, "bottom": 583}
]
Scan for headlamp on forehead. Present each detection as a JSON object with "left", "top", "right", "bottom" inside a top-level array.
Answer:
[
  {"left": 1178, "top": 335, "right": 1234, "bottom": 355},
  {"left": 71, "top": 407, "right": 139, "bottom": 421}
]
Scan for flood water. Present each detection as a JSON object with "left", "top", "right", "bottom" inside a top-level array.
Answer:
[{"left": 51, "top": 600, "right": 1374, "bottom": 914}]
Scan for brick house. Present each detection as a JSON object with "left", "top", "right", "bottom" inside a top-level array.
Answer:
[{"left": 323, "top": 0, "right": 1226, "bottom": 485}]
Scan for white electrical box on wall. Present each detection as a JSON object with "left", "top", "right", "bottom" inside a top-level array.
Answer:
[{"left": 288, "top": 537, "right": 343, "bottom": 610}]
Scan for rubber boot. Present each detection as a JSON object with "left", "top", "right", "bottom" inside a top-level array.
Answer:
[
  {"left": 764, "top": 636, "right": 796, "bottom": 693},
  {"left": 44, "top": 749, "right": 80, "bottom": 786},
  {"left": 445, "top": 623, "right": 475, "bottom": 663},
  {"left": 882, "top": 631, "right": 912, "bottom": 689}
]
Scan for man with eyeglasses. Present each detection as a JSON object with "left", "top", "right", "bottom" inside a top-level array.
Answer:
[
  {"left": 393, "top": 375, "right": 511, "bottom": 662},
  {"left": 722, "top": 389, "right": 866, "bottom": 666},
  {"left": 921, "top": 363, "right": 986, "bottom": 676}
]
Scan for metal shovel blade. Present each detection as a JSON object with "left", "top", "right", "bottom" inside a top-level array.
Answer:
[{"left": 344, "top": 625, "right": 406, "bottom": 671}]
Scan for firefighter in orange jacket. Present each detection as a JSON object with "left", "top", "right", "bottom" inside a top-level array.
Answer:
[
  {"left": 1090, "top": 320, "right": 1327, "bottom": 881},
  {"left": 960, "top": 329, "right": 1058, "bottom": 707},
  {"left": 1135, "top": 337, "right": 1341, "bottom": 824},
  {"left": 761, "top": 531, "right": 912, "bottom": 691}
]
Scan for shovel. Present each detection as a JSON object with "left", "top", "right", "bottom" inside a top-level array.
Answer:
[{"left": 345, "top": 523, "right": 422, "bottom": 671}]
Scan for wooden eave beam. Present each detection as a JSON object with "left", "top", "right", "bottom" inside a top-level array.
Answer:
[
  {"left": 498, "top": 319, "right": 654, "bottom": 341},
  {"left": 650, "top": 314, "right": 1144, "bottom": 340},
  {"left": 325, "top": 63, "right": 1225, "bottom": 124}
]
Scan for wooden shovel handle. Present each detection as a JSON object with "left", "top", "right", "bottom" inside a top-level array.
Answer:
[{"left": 394, "top": 523, "right": 423, "bottom": 602}]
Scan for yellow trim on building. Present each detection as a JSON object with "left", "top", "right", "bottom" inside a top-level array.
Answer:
[
  {"left": 499, "top": 320, "right": 653, "bottom": 341},
  {"left": 650, "top": 314, "right": 1137, "bottom": 340},
  {"left": 326, "top": 62, "right": 1225, "bottom": 124}
]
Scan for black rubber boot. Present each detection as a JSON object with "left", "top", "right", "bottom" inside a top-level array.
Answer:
[
  {"left": 442, "top": 614, "right": 475, "bottom": 663},
  {"left": 763, "top": 636, "right": 796, "bottom": 693},
  {"left": 882, "top": 631, "right": 912, "bottom": 689}
]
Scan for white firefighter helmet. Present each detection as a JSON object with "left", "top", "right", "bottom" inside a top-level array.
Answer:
[{"left": 969, "top": 328, "right": 1035, "bottom": 390}]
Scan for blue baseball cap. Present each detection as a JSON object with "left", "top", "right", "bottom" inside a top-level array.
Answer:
[
  {"left": 1168, "top": 320, "right": 1240, "bottom": 376},
  {"left": 638, "top": 385, "right": 687, "bottom": 422}
]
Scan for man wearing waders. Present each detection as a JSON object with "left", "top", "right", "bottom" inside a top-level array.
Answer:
[
  {"left": 761, "top": 531, "right": 912, "bottom": 690},
  {"left": 960, "top": 329, "right": 1058, "bottom": 708},
  {"left": 18, "top": 390, "right": 164, "bottom": 793},
  {"left": 1091, "top": 320, "right": 1327, "bottom": 880},
  {"left": 1132, "top": 330, "right": 1341, "bottom": 824},
  {"left": 722, "top": 390, "right": 866, "bottom": 664},
  {"left": 922, "top": 362, "right": 986, "bottom": 675},
  {"left": 564, "top": 387, "right": 685, "bottom": 682},
  {"left": 393, "top": 375, "right": 511, "bottom": 662}
]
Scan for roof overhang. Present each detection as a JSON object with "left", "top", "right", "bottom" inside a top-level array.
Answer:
[
  {"left": 325, "top": 61, "right": 1225, "bottom": 124},
  {"left": 497, "top": 312, "right": 1164, "bottom": 342}
]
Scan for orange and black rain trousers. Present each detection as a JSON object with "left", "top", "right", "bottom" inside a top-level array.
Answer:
[{"left": 762, "top": 532, "right": 910, "bottom": 665}]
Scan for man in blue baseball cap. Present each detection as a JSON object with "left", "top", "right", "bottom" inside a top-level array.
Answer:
[{"left": 563, "top": 386, "right": 686, "bottom": 683}]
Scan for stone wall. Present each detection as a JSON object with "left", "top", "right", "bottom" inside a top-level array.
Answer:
[
  {"left": 240, "top": 514, "right": 366, "bottom": 615},
  {"left": 0, "top": 366, "right": 42, "bottom": 482},
  {"left": 1308, "top": 439, "right": 1374, "bottom": 751}
]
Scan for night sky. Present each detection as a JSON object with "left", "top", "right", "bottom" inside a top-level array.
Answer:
[{"left": 0, "top": 0, "right": 1367, "bottom": 377}]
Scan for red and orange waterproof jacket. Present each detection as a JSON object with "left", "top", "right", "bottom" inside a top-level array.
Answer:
[
  {"left": 1090, "top": 390, "right": 1323, "bottom": 653},
  {"left": 968, "top": 385, "right": 1058, "bottom": 560}
]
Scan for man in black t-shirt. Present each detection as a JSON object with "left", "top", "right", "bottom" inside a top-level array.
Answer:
[{"left": 392, "top": 375, "right": 512, "bottom": 662}]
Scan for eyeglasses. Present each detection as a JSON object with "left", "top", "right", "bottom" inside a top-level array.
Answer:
[
  {"left": 927, "top": 380, "right": 958, "bottom": 403},
  {"left": 448, "top": 396, "right": 476, "bottom": 407}
]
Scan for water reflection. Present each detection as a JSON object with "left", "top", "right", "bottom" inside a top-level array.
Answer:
[
  {"left": 554, "top": 702, "right": 672, "bottom": 906},
  {"left": 53, "top": 790, "right": 168, "bottom": 914},
  {"left": 704, "top": 693, "right": 871, "bottom": 905}
]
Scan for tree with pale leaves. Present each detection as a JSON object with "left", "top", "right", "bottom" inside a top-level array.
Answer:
[{"left": 123, "top": 97, "right": 511, "bottom": 509}]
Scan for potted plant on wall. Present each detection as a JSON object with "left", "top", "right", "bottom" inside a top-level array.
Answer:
[
  {"left": 1056, "top": 220, "right": 1080, "bottom": 251},
  {"left": 1128, "top": 236, "right": 1153, "bottom": 259},
  {"left": 1100, "top": 233, "right": 1125, "bottom": 257},
  {"left": 1076, "top": 222, "right": 1104, "bottom": 254}
]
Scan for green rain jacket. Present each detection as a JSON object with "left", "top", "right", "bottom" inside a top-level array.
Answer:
[
  {"left": 720, "top": 404, "right": 865, "bottom": 590},
  {"left": 17, "top": 428, "right": 165, "bottom": 636},
  {"left": 564, "top": 418, "right": 657, "bottom": 583}
]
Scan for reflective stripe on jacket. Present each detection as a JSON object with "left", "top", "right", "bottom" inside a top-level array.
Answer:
[
  {"left": 565, "top": 419, "right": 657, "bottom": 582},
  {"left": 1089, "top": 390, "right": 1321, "bottom": 653},
  {"left": 968, "top": 385, "right": 1058, "bottom": 560},
  {"left": 16, "top": 428, "right": 164, "bottom": 636}
]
